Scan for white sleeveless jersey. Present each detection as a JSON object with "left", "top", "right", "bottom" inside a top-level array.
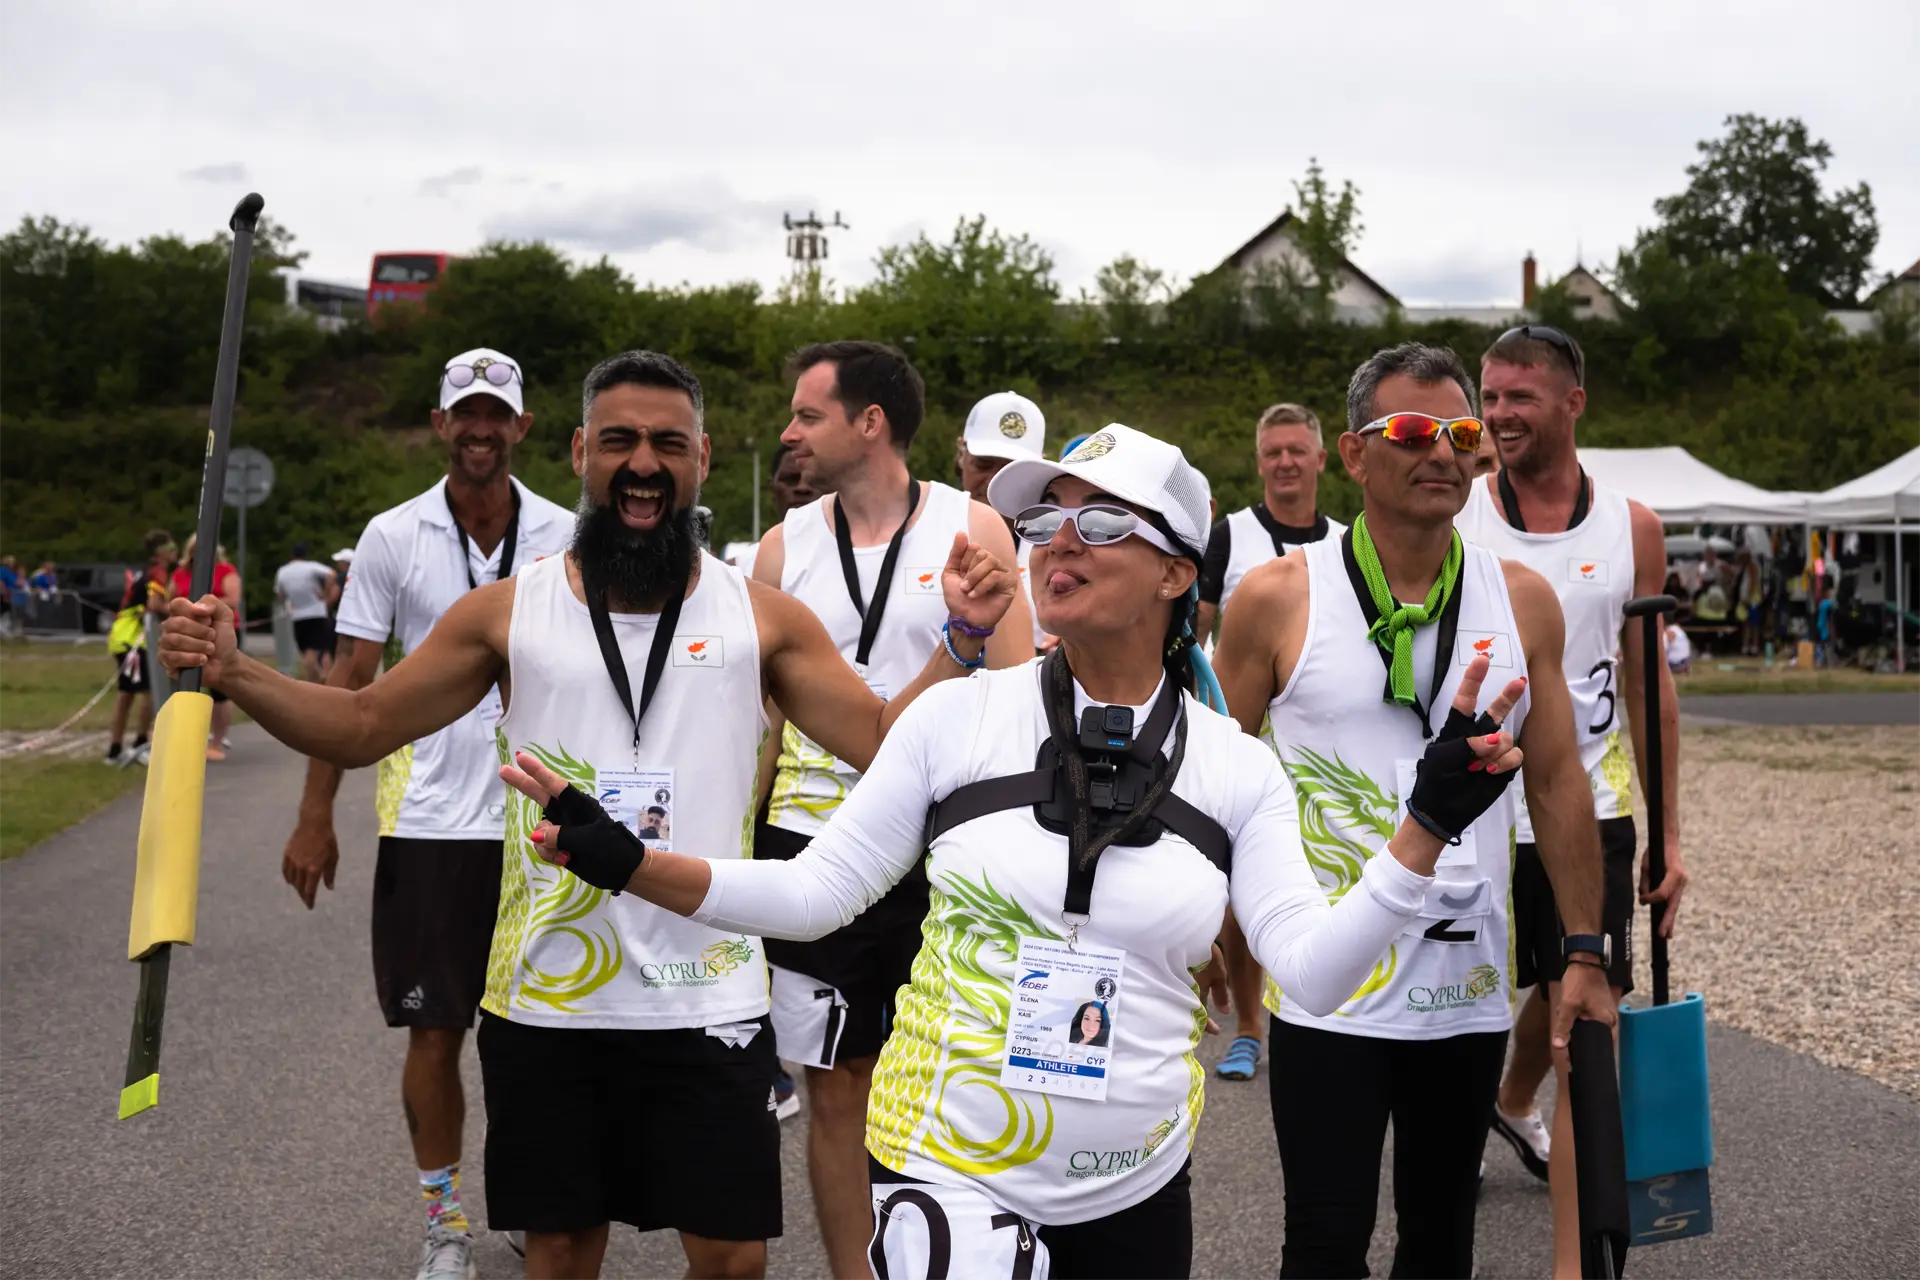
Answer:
[
  {"left": 769, "top": 481, "right": 972, "bottom": 836},
  {"left": 1219, "top": 506, "right": 1346, "bottom": 616},
  {"left": 485, "top": 552, "right": 771, "bottom": 1029},
  {"left": 1262, "top": 535, "right": 1528, "bottom": 1039},
  {"left": 1456, "top": 475, "right": 1637, "bottom": 838},
  {"left": 868, "top": 664, "right": 1266, "bottom": 1224}
]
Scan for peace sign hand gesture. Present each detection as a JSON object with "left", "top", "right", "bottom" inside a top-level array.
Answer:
[{"left": 1406, "top": 655, "right": 1527, "bottom": 842}]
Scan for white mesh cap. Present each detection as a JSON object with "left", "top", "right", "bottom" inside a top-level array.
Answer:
[{"left": 986, "top": 423, "right": 1212, "bottom": 557}]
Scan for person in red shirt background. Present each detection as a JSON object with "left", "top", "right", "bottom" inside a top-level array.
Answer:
[{"left": 170, "top": 534, "right": 243, "bottom": 761}]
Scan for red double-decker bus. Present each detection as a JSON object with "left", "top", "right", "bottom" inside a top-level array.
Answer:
[{"left": 366, "top": 252, "right": 453, "bottom": 316}]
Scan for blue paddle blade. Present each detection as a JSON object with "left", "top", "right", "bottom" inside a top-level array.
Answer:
[
  {"left": 1620, "top": 992, "right": 1714, "bottom": 1181},
  {"left": 1629, "top": 1167, "right": 1714, "bottom": 1243}
]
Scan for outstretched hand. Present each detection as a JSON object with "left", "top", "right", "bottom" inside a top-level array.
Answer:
[
  {"left": 941, "top": 531, "right": 1017, "bottom": 638},
  {"left": 499, "top": 750, "right": 646, "bottom": 894}
]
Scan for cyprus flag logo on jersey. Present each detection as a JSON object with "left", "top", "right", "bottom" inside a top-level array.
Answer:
[
  {"left": 1458, "top": 631, "right": 1515, "bottom": 668},
  {"left": 672, "top": 636, "right": 724, "bottom": 667},
  {"left": 1568, "top": 559, "right": 1610, "bottom": 585},
  {"left": 905, "top": 567, "right": 942, "bottom": 594}
]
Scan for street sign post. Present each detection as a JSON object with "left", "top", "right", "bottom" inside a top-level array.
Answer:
[{"left": 223, "top": 447, "right": 273, "bottom": 635}]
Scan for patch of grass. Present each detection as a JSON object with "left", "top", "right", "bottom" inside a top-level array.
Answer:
[
  {"left": 0, "top": 641, "right": 123, "bottom": 732},
  {"left": 0, "top": 754, "right": 146, "bottom": 859},
  {"left": 1676, "top": 665, "right": 1920, "bottom": 697}
]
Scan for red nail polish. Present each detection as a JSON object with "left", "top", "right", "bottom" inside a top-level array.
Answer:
[{"left": 1468, "top": 760, "right": 1483, "bottom": 772}]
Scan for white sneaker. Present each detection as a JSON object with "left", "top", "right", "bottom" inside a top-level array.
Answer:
[
  {"left": 132, "top": 742, "right": 151, "bottom": 766},
  {"left": 416, "top": 1226, "right": 475, "bottom": 1280},
  {"left": 1490, "top": 1105, "right": 1551, "bottom": 1182}
]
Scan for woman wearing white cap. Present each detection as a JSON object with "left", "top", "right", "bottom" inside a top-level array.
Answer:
[{"left": 495, "top": 423, "right": 1529, "bottom": 1278}]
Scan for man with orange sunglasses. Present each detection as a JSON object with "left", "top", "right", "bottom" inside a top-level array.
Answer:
[{"left": 1212, "top": 342, "right": 1610, "bottom": 1278}]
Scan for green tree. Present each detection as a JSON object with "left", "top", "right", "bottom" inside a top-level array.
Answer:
[
  {"left": 1286, "top": 157, "right": 1365, "bottom": 323},
  {"left": 1643, "top": 113, "right": 1878, "bottom": 307},
  {"left": 1091, "top": 254, "right": 1168, "bottom": 342}
]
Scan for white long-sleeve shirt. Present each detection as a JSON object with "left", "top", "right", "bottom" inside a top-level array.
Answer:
[{"left": 693, "top": 662, "right": 1430, "bottom": 1224}]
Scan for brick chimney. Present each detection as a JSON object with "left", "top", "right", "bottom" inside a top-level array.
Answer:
[{"left": 1522, "top": 253, "right": 1538, "bottom": 308}]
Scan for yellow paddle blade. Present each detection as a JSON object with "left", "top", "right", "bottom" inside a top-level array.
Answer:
[
  {"left": 118, "top": 1073, "right": 160, "bottom": 1119},
  {"left": 127, "top": 692, "right": 212, "bottom": 961}
]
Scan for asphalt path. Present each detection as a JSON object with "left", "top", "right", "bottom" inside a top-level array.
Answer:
[{"left": 3, "top": 728, "right": 1916, "bottom": 1278}]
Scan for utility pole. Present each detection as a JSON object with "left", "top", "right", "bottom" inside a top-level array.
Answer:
[{"left": 783, "top": 210, "right": 848, "bottom": 278}]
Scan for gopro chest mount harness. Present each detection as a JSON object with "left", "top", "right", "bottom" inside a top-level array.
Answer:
[{"left": 924, "top": 650, "right": 1230, "bottom": 915}]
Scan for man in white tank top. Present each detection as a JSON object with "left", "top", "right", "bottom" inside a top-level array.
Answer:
[
  {"left": 158, "top": 350, "right": 1020, "bottom": 1280},
  {"left": 1193, "top": 401, "right": 1348, "bottom": 1084},
  {"left": 1213, "top": 342, "right": 1615, "bottom": 1279},
  {"left": 751, "top": 342, "right": 1033, "bottom": 1278},
  {"left": 1461, "top": 326, "right": 1688, "bottom": 1276}
]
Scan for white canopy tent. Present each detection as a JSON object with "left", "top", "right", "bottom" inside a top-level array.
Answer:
[
  {"left": 1574, "top": 447, "right": 1810, "bottom": 524},
  {"left": 1805, "top": 446, "right": 1920, "bottom": 672}
]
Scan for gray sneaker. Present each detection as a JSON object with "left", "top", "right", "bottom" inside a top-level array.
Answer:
[{"left": 416, "top": 1226, "right": 475, "bottom": 1280}]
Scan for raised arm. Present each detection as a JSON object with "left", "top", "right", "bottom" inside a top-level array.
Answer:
[
  {"left": 158, "top": 580, "right": 509, "bottom": 769},
  {"left": 759, "top": 530, "right": 1013, "bottom": 772},
  {"left": 968, "top": 499, "right": 1034, "bottom": 667}
]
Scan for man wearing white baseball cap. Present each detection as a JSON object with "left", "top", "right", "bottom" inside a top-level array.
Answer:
[
  {"left": 958, "top": 391, "right": 1053, "bottom": 651},
  {"left": 282, "top": 345, "right": 573, "bottom": 1280}
]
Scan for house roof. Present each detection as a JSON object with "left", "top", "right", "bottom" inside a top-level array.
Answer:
[
  {"left": 1866, "top": 256, "right": 1920, "bottom": 304},
  {"left": 1218, "top": 210, "right": 1400, "bottom": 305},
  {"left": 1557, "top": 263, "right": 1626, "bottom": 309}
]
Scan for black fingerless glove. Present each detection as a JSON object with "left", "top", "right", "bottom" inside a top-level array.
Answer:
[
  {"left": 1406, "top": 708, "right": 1518, "bottom": 842},
  {"left": 542, "top": 785, "right": 645, "bottom": 894}
]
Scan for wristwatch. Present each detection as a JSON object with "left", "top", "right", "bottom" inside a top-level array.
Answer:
[{"left": 1562, "top": 934, "right": 1612, "bottom": 968}]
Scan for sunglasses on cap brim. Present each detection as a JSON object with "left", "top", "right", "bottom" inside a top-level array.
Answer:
[
  {"left": 1012, "top": 503, "right": 1180, "bottom": 556},
  {"left": 444, "top": 360, "right": 522, "bottom": 391},
  {"left": 1357, "top": 413, "right": 1485, "bottom": 453},
  {"left": 1497, "top": 323, "right": 1585, "bottom": 387}
]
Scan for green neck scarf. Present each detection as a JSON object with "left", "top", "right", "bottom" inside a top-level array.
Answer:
[{"left": 1351, "top": 513, "right": 1463, "bottom": 706}]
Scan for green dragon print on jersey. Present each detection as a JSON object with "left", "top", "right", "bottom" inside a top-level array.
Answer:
[
  {"left": 482, "top": 738, "right": 625, "bottom": 1016},
  {"left": 869, "top": 872, "right": 1059, "bottom": 1177},
  {"left": 1263, "top": 745, "right": 1400, "bottom": 1017},
  {"left": 765, "top": 722, "right": 847, "bottom": 826}
]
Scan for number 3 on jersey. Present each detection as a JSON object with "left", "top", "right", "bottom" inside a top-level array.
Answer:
[{"left": 1587, "top": 658, "right": 1617, "bottom": 736}]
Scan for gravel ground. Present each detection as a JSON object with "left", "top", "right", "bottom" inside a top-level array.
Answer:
[{"left": 1636, "top": 722, "right": 1920, "bottom": 1098}]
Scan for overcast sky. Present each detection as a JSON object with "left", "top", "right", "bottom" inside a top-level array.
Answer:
[{"left": 3, "top": 0, "right": 1914, "bottom": 307}]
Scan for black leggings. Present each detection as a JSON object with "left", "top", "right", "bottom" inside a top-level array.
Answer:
[
  {"left": 870, "top": 1157, "right": 1192, "bottom": 1279},
  {"left": 1269, "top": 1015, "right": 1506, "bottom": 1279}
]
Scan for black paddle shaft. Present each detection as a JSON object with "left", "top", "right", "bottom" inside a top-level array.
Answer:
[
  {"left": 177, "top": 192, "right": 265, "bottom": 696},
  {"left": 1624, "top": 594, "right": 1676, "bottom": 1007}
]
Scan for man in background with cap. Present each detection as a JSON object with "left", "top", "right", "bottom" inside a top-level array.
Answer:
[
  {"left": 1195, "top": 401, "right": 1347, "bottom": 1084},
  {"left": 958, "top": 389, "right": 1053, "bottom": 652},
  {"left": 280, "top": 348, "right": 573, "bottom": 1280}
]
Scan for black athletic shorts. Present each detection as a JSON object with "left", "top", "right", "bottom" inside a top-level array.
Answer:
[
  {"left": 113, "top": 648, "right": 150, "bottom": 694},
  {"left": 756, "top": 819, "right": 926, "bottom": 1065},
  {"left": 370, "top": 836, "right": 503, "bottom": 1028},
  {"left": 291, "top": 616, "right": 334, "bottom": 655},
  {"left": 478, "top": 1010, "right": 782, "bottom": 1239},
  {"left": 1514, "top": 815, "right": 1636, "bottom": 993}
]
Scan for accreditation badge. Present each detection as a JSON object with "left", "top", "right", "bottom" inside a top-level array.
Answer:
[
  {"left": 596, "top": 766, "right": 676, "bottom": 850},
  {"left": 1000, "top": 935, "right": 1125, "bottom": 1102}
]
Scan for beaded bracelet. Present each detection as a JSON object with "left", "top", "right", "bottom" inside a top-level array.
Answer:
[
  {"left": 947, "top": 614, "right": 996, "bottom": 639},
  {"left": 942, "top": 619, "right": 987, "bottom": 669}
]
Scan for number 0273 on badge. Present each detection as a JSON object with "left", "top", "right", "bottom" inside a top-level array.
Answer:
[{"left": 1000, "top": 936, "right": 1124, "bottom": 1102}]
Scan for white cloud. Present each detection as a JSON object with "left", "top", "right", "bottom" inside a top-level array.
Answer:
[{"left": 182, "top": 162, "right": 247, "bottom": 183}]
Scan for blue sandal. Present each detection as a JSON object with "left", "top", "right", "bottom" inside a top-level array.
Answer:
[{"left": 1216, "top": 1035, "right": 1261, "bottom": 1080}]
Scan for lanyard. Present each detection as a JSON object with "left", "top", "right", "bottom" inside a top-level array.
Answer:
[
  {"left": 1340, "top": 530, "right": 1464, "bottom": 740},
  {"left": 586, "top": 571, "right": 688, "bottom": 759},
  {"left": 1252, "top": 506, "right": 1328, "bottom": 558},
  {"left": 1039, "top": 650, "right": 1187, "bottom": 940},
  {"left": 452, "top": 486, "right": 522, "bottom": 590},
  {"left": 1497, "top": 467, "right": 1589, "bottom": 533},
  {"left": 832, "top": 480, "right": 921, "bottom": 667}
]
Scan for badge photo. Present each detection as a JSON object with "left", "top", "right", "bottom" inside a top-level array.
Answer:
[
  {"left": 1569, "top": 559, "right": 1610, "bottom": 585},
  {"left": 1457, "top": 630, "right": 1514, "bottom": 669},
  {"left": 672, "top": 635, "right": 724, "bottom": 667}
]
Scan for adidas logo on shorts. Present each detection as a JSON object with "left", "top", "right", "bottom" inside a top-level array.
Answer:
[{"left": 401, "top": 985, "right": 425, "bottom": 1011}]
